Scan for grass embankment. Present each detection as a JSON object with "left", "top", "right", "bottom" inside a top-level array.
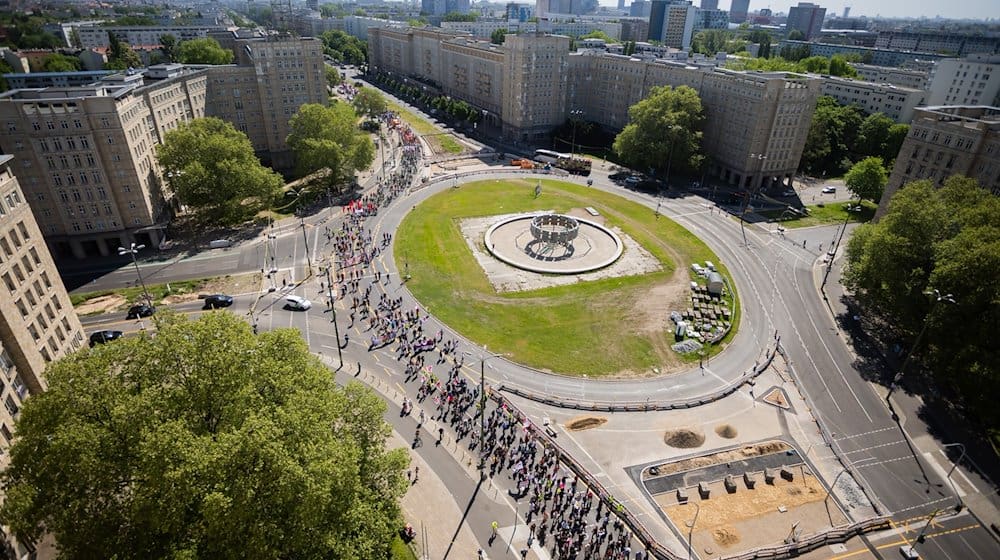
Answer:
[
  {"left": 395, "top": 179, "right": 736, "bottom": 377},
  {"left": 761, "top": 200, "right": 877, "bottom": 228},
  {"left": 390, "top": 536, "right": 418, "bottom": 560},
  {"left": 385, "top": 100, "right": 463, "bottom": 154}
]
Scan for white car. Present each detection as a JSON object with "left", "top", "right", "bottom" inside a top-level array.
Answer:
[
  {"left": 284, "top": 295, "right": 312, "bottom": 311},
  {"left": 821, "top": 186, "right": 836, "bottom": 194}
]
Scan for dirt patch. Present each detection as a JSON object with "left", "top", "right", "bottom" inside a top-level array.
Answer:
[
  {"left": 567, "top": 416, "right": 608, "bottom": 431},
  {"left": 629, "top": 279, "right": 690, "bottom": 336},
  {"left": 712, "top": 527, "right": 740, "bottom": 546},
  {"left": 715, "top": 424, "right": 738, "bottom": 439},
  {"left": 75, "top": 294, "right": 127, "bottom": 315},
  {"left": 664, "top": 428, "right": 705, "bottom": 449},
  {"left": 645, "top": 441, "right": 791, "bottom": 477},
  {"left": 762, "top": 387, "right": 790, "bottom": 409}
]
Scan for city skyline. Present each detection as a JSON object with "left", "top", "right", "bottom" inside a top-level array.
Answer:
[{"left": 597, "top": 0, "right": 997, "bottom": 21}]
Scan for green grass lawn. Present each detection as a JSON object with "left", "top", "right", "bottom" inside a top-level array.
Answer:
[
  {"left": 395, "top": 179, "right": 737, "bottom": 377},
  {"left": 386, "top": 100, "right": 463, "bottom": 154},
  {"left": 762, "top": 200, "right": 877, "bottom": 229},
  {"left": 389, "top": 536, "right": 417, "bottom": 560}
]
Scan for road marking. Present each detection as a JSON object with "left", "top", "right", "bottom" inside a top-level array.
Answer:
[
  {"left": 828, "top": 523, "right": 980, "bottom": 560},
  {"left": 888, "top": 496, "right": 955, "bottom": 515},
  {"left": 923, "top": 452, "right": 967, "bottom": 497},
  {"left": 834, "top": 426, "right": 897, "bottom": 441},
  {"left": 842, "top": 440, "right": 908, "bottom": 455}
]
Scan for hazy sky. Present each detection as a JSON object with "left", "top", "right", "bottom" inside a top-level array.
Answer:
[{"left": 598, "top": 1, "right": 998, "bottom": 20}]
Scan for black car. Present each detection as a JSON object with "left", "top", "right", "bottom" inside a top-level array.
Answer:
[
  {"left": 126, "top": 304, "right": 155, "bottom": 319},
  {"left": 202, "top": 294, "right": 234, "bottom": 309},
  {"left": 89, "top": 330, "right": 123, "bottom": 347}
]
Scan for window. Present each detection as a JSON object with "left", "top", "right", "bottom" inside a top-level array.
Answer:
[{"left": 5, "top": 396, "right": 19, "bottom": 418}]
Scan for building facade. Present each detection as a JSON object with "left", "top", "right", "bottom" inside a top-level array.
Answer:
[
  {"left": 74, "top": 25, "right": 225, "bottom": 49},
  {"left": 874, "top": 31, "right": 999, "bottom": 57},
  {"left": 0, "top": 154, "right": 85, "bottom": 559},
  {"left": 925, "top": 54, "right": 1000, "bottom": 108},
  {"left": 819, "top": 76, "right": 925, "bottom": 123},
  {"left": 879, "top": 105, "right": 1000, "bottom": 216},
  {"left": 369, "top": 27, "right": 821, "bottom": 191},
  {"left": 850, "top": 63, "right": 928, "bottom": 90},
  {"left": 693, "top": 8, "right": 729, "bottom": 32},
  {"left": 2, "top": 71, "right": 114, "bottom": 90},
  {"left": 786, "top": 2, "right": 827, "bottom": 41},
  {"left": 728, "top": 0, "right": 749, "bottom": 23},
  {"left": 778, "top": 40, "right": 945, "bottom": 68},
  {"left": 648, "top": 1, "right": 697, "bottom": 50}
]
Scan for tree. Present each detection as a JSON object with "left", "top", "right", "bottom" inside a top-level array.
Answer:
[
  {"left": 0, "top": 312, "right": 409, "bottom": 559},
  {"left": 177, "top": 37, "right": 234, "bottom": 65},
  {"left": 828, "top": 55, "right": 857, "bottom": 78},
  {"left": 351, "top": 87, "right": 387, "bottom": 120},
  {"left": 799, "top": 96, "right": 863, "bottom": 175},
  {"left": 442, "top": 12, "right": 478, "bottom": 22},
  {"left": 286, "top": 103, "right": 375, "bottom": 186},
  {"left": 844, "top": 156, "right": 887, "bottom": 202},
  {"left": 320, "top": 30, "right": 367, "bottom": 66},
  {"left": 613, "top": 85, "right": 704, "bottom": 177},
  {"left": 856, "top": 113, "right": 894, "bottom": 161},
  {"left": 156, "top": 117, "right": 283, "bottom": 224},
  {"left": 491, "top": 28, "right": 507, "bottom": 45},
  {"left": 325, "top": 65, "right": 342, "bottom": 88},
  {"left": 106, "top": 32, "right": 142, "bottom": 70},
  {"left": 41, "top": 53, "right": 81, "bottom": 72},
  {"left": 844, "top": 176, "right": 1000, "bottom": 434},
  {"left": 787, "top": 29, "right": 805, "bottom": 41},
  {"left": 884, "top": 124, "right": 909, "bottom": 166},
  {"left": 159, "top": 33, "right": 178, "bottom": 62}
]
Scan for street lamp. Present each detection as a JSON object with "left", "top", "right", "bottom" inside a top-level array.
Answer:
[
  {"left": 942, "top": 442, "right": 967, "bottom": 512},
  {"left": 118, "top": 242, "right": 151, "bottom": 307},
  {"left": 685, "top": 500, "right": 701, "bottom": 560},
  {"left": 663, "top": 124, "right": 683, "bottom": 189},
  {"left": 324, "top": 264, "right": 343, "bottom": 371},
  {"left": 748, "top": 153, "right": 767, "bottom": 197},
  {"left": 464, "top": 347, "right": 503, "bottom": 473},
  {"left": 569, "top": 109, "right": 584, "bottom": 158},
  {"left": 885, "top": 289, "right": 956, "bottom": 414}
]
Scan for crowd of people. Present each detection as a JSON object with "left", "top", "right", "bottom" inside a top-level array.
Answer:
[{"left": 319, "top": 111, "right": 649, "bottom": 560}]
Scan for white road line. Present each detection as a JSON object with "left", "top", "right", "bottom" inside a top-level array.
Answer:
[
  {"left": 923, "top": 452, "right": 967, "bottom": 497},
  {"left": 889, "top": 497, "right": 955, "bottom": 515},
  {"left": 842, "top": 440, "right": 908, "bottom": 455},
  {"left": 834, "top": 426, "right": 897, "bottom": 441}
]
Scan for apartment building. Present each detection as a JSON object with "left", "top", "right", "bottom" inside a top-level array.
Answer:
[
  {"left": 0, "top": 154, "right": 85, "bottom": 559},
  {"left": 648, "top": 1, "right": 697, "bottom": 50},
  {"left": 819, "top": 76, "right": 925, "bottom": 123},
  {"left": 878, "top": 106, "right": 1000, "bottom": 217},
  {"left": 0, "top": 66, "right": 208, "bottom": 259},
  {"left": 874, "top": 31, "right": 999, "bottom": 57},
  {"left": 850, "top": 63, "right": 928, "bottom": 90},
  {"left": 369, "top": 27, "right": 821, "bottom": 191},
  {"left": 74, "top": 24, "right": 225, "bottom": 49},
  {"left": 786, "top": 2, "right": 826, "bottom": 41},
  {"left": 778, "top": 40, "right": 945, "bottom": 68},
  {"left": 728, "top": 0, "right": 749, "bottom": 23},
  {"left": 925, "top": 54, "right": 1000, "bottom": 108},
  {"left": 205, "top": 36, "right": 327, "bottom": 168},
  {"left": 2, "top": 71, "right": 115, "bottom": 90}
]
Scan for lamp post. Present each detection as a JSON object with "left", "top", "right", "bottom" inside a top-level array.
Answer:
[
  {"left": 942, "top": 442, "right": 967, "bottom": 511},
  {"left": 464, "top": 347, "right": 503, "bottom": 473},
  {"left": 885, "top": 289, "right": 956, "bottom": 415},
  {"left": 685, "top": 501, "right": 701, "bottom": 560},
  {"left": 118, "top": 242, "right": 151, "bottom": 307},
  {"left": 324, "top": 264, "right": 343, "bottom": 371},
  {"left": 748, "top": 152, "right": 767, "bottom": 197},
  {"left": 569, "top": 109, "right": 584, "bottom": 158},
  {"left": 663, "top": 124, "right": 682, "bottom": 189}
]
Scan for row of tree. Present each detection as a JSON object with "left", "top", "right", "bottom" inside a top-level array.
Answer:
[
  {"left": 320, "top": 30, "right": 367, "bottom": 66},
  {"left": 801, "top": 96, "right": 909, "bottom": 177},
  {"left": 373, "top": 75, "right": 483, "bottom": 124},
  {"left": 845, "top": 176, "right": 1000, "bottom": 437}
]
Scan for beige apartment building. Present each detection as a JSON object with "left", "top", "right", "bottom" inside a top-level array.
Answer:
[
  {"left": 819, "top": 75, "right": 925, "bottom": 123},
  {"left": 369, "top": 27, "right": 821, "bottom": 192},
  {"left": 878, "top": 105, "right": 1000, "bottom": 217},
  {"left": 0, "top": 36, "right": 325, "bottom": 259},
  {"left": 206, "top": 36, "right": 327, "bottom": 169},
  {"left": 0, "top": 155, "right": 84, "bottom": 559},
  {"left": 0, "top": 65, "right": 208, "bottom": 259}
]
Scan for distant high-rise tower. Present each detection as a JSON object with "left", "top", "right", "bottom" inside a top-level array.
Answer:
[
  {"left": 700, "top": 0, "right": 717, "bottom": 10},
  {"left": 648, "top": 0, "right": 697, "bottom": 50},
  {"left": 618, "top": 0, "right": 626, "bottom": 10},
  {"left": 786, "top": 2, "right": 827, "bottom": 41},
  {"left": 843, "top": 7, "right": 850, "bottom": 18},
  {"left": 729, "top": 0, "right": 749, "bottom": 23}
]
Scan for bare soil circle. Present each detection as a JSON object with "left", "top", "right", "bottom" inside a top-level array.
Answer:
[
  {"left": 664, "top": 427, "right": 706, "bottom": 448},
  {"left": 567, "top": 417, "right": 608, "bottom": 431},
  {"left": 715, "top": 424, "right": 738, "bottom": 439}
]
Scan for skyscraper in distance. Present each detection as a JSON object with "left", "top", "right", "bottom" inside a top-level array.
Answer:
[
  {"left": 786, "top": 2, "right": 827, "bottom": 41},
  {"left": 701, "top": 0, "right": 717, "bottom": 10},
  {"left": 729, "top": 0, "right": 749, "bottom": 23}
]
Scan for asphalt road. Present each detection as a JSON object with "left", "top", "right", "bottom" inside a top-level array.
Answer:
[{"left": 70, "top": 87, "right": 998, "bottom": 559}]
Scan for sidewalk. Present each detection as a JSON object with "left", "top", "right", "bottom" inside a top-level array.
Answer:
[{"left": 390, "top": 431, "right": 482, "bottom": 560}]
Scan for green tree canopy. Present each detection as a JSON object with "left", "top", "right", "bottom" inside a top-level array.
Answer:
[
  {"left": 286, "top": 103, "right": 375, "bottom": 186},
  {"left": 325, "top": 65, "right": 342, "bottom": 88},
  {"left": 159, "top": 33, "right": 178, "bottom": 62},
  {"left": 41, "top": 53, "right": 81, "bottom": 72},
  {"left": 613, "top": 85, "right": 705, "bottom": 178},
  {"left": 156, "top": 117, "right": 283, "bottom": 223},
  {"left": 320, "top": 30, "right": 367, "bottom": 65},
  {"left": 491, "top": 28, "right": 507, "bottom": 45},
  {"left": 106, "top": 32, "right": 142, "bottom": 70},
  {"left": 787, "top": 29, "right": 805, "bottom": 41},
  {"left": 799, "top": 96, "right": 864, "bottom": 175},
  {"left": 844, "top": 176, "right": 1000, "bottom": 434},
  {"left": 0, "top": 312, "right": 409, "bottom": 559},
  {"left": 844, "top": 156, "right": 888, "bottom": 202},
  {"left": 177, "top": 37, "right": 234, "bottom": 65},
  {"left": 442, "top": 12, "right": 478, "bottom": 22},
  {"left": 351, "top": 87, "right": 387, "bottom": 119}
]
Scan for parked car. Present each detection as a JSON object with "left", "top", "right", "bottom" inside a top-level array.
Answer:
[
  {"left": 284, "top": 295, "right": 312, "bottom": 311},
  {"left": 89, "top": 330, "right": 123, "bottom": 347},
  {"left": 624, "top": 176, "right": 642, "bottom": 186},
  {"left": 202, "top": 294, "right": 234, "bottom": 309},
  {"left": 781, "top": 189, "right": 796, "bottom": 196},
  {"left": 126, "top": 304, "right": 155, "bottom": 319},
  {"left": 821, "top": 186, "right": 836, "bottom": 194}
]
